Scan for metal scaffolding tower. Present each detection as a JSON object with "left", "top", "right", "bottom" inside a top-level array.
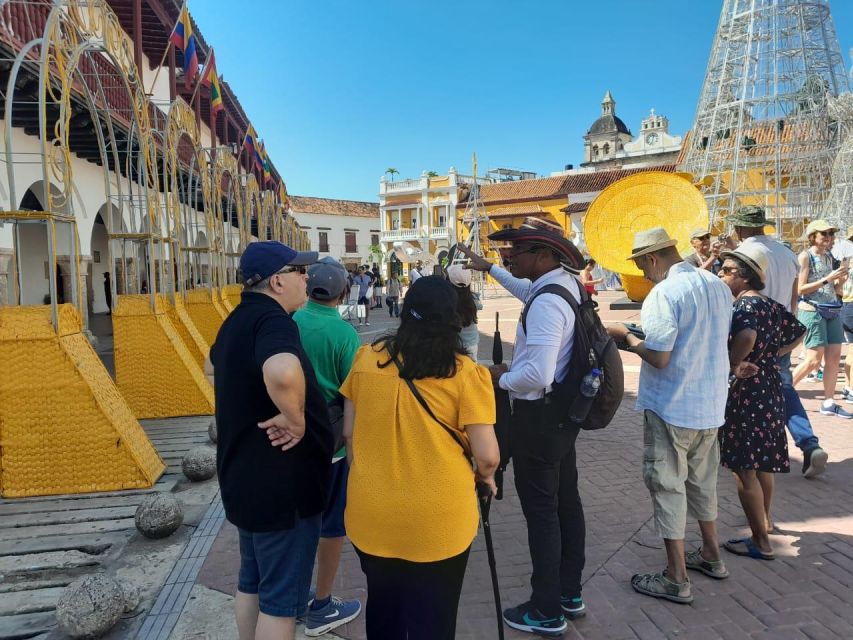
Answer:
[
  {"left": 823, "top": 88, "right": 853, "bottom": 228},
  {"left": 678, "top": 0, "right": 850, "bottom": 242},
  {"left": 457, "top": 153, "right": 490, "bottom": 294}
]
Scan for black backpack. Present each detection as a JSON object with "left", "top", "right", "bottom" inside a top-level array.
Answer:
[{"left": 521, "top": 282, "right": 624, "bottom": 430}]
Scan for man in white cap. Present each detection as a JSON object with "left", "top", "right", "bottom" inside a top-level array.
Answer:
[{"left": 606, "top": 227, "right": 732, "bottom": 605}]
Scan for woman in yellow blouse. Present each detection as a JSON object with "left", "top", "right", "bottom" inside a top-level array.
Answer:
[{"left": 341, "top": 276, "right": 500, "bottom": 640}]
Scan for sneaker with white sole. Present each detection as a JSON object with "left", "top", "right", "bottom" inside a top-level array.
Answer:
[
  {"left": 803, "top": 447, "right": 829, "bottom": 478},
  {"left": 304, "top": 596, "right": 361, "bottom": 637},
  {"left": 560, "top": 595, "right": 586, "bottom": 619},
  {"left": 503, "top": 601, "right": 567, "bottom": 636},
  {"left": 820, "top": 402, "right": 853, "bottom": 418}
]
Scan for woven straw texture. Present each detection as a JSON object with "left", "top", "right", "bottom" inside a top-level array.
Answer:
[
  {"left": 222, "top": 284, "right": 243, "bottom": 309},
  {"left": 585, "top": 171, "right": 709, "bottom": 277},
  {"left": 165, "top": 296, "right": 209, "bottom": 368},
  {"left": 621, "top": 274, "right": 654, "bottom": 302},
  {"left": 0, "top": 304, "right": 165, "bottom": 497},
  {"left": 216, "top": 288, "right": 235, "bottom": 313},
  {"left": 113, "top": 294, "right": 214, "bottom": 419},
  {"left": 185, "top": 289, "right": 226, "bottom": 346}
]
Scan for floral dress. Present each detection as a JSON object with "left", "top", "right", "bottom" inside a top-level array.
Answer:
[{"left": 720, "top": 295, "right": 805, "bottom": 473}]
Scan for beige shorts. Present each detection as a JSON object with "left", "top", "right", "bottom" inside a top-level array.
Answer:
[{"left": 643, "top": 410, "right": 720, "bottom": 540}]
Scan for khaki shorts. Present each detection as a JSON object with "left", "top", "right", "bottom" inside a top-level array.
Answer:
[{"left": 643, "top": 410, "right": 720, "bottom": 540}]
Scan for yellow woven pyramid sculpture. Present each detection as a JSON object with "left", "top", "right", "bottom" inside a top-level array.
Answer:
[{"left": 0, "top": 304, "right": 165, "bottom": 497}]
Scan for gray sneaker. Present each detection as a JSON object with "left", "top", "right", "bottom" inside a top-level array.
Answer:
[
  {"left": 631, "top": 571, "right": 693, "bottom": 604},
  {"left": 685, "top": 548, "right": 729, "bottom": 579},
  {"left": 819, "top": 402, "right": 853, "bottom": 418}
]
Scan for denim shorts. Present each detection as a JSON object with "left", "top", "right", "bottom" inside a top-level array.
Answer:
[
  {"left": 237, "top": 513, "right": 321, "bottom": 617},
  {"left": 321, "top": 460, "right": 349, "bottom": 538}
]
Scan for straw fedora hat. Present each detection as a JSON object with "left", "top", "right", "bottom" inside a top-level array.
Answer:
[
  {"left": 720, "top": 243, "right": 768, "bottom": 284},
  {"left": 627, "top": 227, "right": 679, "bottom": 261}
]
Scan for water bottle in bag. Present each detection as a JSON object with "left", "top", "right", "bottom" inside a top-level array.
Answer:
[{"left": 568, "top": 368, "right": 602, "bottom": 423}]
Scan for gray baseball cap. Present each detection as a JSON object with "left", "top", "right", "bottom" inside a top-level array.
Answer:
[{"left": 307, "top": 261, "right": 348, "bottom": 300}]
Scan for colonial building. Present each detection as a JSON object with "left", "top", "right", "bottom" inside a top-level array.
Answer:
[
  {"left": 581, "top": 91, "right": 682, "bottom": 170},
  {"left": 379, "top": 168, "right": 487, "bottom": 278},
  {"left": 289, "top": 196, "right": 380, "bottom": 270}
]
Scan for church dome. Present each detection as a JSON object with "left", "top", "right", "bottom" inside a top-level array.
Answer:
[{"left": 588, "top": 114, "right": 631, "bottom": 135}]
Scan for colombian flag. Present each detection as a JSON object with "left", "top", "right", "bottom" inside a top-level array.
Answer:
[
  {"left": 201, "top": 49, "right": 223, "bottom": 115},
  {"left": 170, "top": 6, "right": 198, "bottom": 88},
  {"left": 278, "top": 182, "right": 287, "bottom": 206},
  {"left": 243, "top": 125, "right": 258, "bottom": 165},
  {"left": 260, "top": 143, "right": 271, "bottom": 183}
]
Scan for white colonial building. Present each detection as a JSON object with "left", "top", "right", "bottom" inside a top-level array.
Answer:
[{"left": 289, "top": 196, "right": 380, "bottom": 270}]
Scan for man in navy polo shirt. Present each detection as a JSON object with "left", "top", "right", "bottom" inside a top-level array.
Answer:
[{"left": 210, "top": 241, "right": 333, "bottom": 640}]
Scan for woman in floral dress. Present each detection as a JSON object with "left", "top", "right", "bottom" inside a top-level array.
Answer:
[{"left": 718, "top": 245, "right": 805, "bottom": 561}]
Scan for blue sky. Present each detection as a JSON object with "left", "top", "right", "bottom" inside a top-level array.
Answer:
[{"left": 196, "top": 0, "right": 853, "bottom": 203}]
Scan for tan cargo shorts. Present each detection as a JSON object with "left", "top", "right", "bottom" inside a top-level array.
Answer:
[{"left": 642, "top": 410, "right": 720, "bottom": 540}]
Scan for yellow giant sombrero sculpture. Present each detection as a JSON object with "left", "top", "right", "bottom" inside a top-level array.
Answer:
[{"left": 584, "top": 171, "right": 709, "bottom": 302}]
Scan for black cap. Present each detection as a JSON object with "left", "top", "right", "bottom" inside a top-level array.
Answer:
[{"left": 401, "top": 276, "right": 459, "bottom": 329}]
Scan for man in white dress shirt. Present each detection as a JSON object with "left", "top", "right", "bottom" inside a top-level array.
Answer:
[{"left": 459, "top": 217, "right": 587, "bottom": 637}]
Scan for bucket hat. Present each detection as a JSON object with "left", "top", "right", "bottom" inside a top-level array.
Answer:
[{"left": 727, "top": 205, "right": 775, "bottom": 228}]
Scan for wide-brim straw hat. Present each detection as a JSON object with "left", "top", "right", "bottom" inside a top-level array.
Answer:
[
  {"left": 628, "top": 227, "right": 678, "bottom": 261},
  {"left": 720, "top": 243, "right": 768, "bottom": 284},
  {"left": 488, "top": 216, "right": 583, "bottom": 270}
]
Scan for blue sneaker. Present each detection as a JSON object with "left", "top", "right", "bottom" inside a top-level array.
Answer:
[
  {"left": 560, "top": 595, "right": 586, "bottom": 619},
  {"left": 503, "top": 601, "right": 567, "bottom": 636},
  {"left": 819, "top": 402, "right": 853, "bottom": 419},
  {"left": 304, "top": 596, "right": 362, "bottom": 637}
]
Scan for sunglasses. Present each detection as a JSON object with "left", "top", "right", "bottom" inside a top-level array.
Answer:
[
  {"left": 502, "top": 246, "right": 540, "bottom": 267},
  {"left": 275, "top": 265, "right": 307, "bottom": 276},
  {"left": 818, "top": 230, "right": 836, "bottom": 237},
  {"left": 718, "top": 266, "right": 739, "bottom": 275}
]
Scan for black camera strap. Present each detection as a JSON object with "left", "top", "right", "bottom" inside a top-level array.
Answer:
[{"left": 391, "top": 355, "right": 470, "bottom": 457}]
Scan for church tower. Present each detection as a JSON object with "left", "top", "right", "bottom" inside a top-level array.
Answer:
[{"left": 582, "top": 90, "right": 633, "bottom": 167}]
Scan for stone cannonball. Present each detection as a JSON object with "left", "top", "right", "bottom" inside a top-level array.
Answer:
[
  {"left": 181, "top": 445, "right": 217, "bottom": 482},
  {"left": 208, "top": 417, "right": 217, "bottom": 444},
  {"left": 134, "top": 493, "right": 183, "bottom": 539},
  {"left": 55, "top": 574, "right": 125, "bottom": 638}
]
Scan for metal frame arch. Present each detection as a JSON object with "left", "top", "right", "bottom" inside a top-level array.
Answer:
[
  {"left": 213, "top": 151, "right": 243, "bottom": 285},
  {"left": 261, "top": 190, "right": 277, "bottom": 241},
  {"left": 243, "top": 173, "right": 263, "bottom": 241}
]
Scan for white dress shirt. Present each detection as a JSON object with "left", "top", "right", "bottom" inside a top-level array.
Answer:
[{"left": 490, "top": 265, "right": 580, "bottom": 402}]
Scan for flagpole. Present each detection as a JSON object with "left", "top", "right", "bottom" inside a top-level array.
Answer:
[
  {"left": 147, "top": 0, "right": 188, "bottom": 96},
  {"left": 188, "top": 54, "right": 210, "bottom": 107}
]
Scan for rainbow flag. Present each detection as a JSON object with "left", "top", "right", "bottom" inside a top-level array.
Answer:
[
  {"left": 201, "top": 48, "right": 223, "bottom": 115},
  {"left": 170, "top": 6, "right": 198, "bottom": 89}
]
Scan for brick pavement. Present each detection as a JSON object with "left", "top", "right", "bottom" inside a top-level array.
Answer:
[{"left": 193, "top": 290, "right": 853, "bottom": 639}]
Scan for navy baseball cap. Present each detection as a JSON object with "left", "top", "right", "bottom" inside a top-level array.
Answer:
[{"left": 239, "top": 241, "right": 318, "bottom": 286}]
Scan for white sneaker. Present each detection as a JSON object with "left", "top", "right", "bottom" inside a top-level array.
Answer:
[{"left": 365, "top": 322, "right": 370, "bottom": 326}]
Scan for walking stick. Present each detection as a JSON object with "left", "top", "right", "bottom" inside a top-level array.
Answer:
[
  {"left": 478, "top": 482, "right": 504, "bottom": 640},
  {"left": 492, "top": 312, "right": 511, "bottom": 500}
]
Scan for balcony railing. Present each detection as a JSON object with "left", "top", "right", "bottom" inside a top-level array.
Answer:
[
  {"left": 384, "top": 178, "right": 424, "bottom": 193},
  {"left": 429, "top": 227, "right": 451, "bottom": 239},
  {"left": 381, "top": 228, "right": 420, "bottom": 242}
]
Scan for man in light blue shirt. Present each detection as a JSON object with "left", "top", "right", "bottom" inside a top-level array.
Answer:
[{"left": 607, "top": 227, "right": 732, "bottom": 606}]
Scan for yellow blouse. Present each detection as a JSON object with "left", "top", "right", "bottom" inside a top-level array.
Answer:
[{"left": 340, "top": 344, "right": 496, "bottom": 562}]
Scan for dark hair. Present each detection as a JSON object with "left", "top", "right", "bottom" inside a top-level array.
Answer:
[
  {"left": 585, "top": 258, "right": 596, "bottom": 268},
  {"left": 454, "top": 285, "right": 478, "bottom": 327},
  {"left": 373, "top": 286, "right": 466, "bottom": 379},
  {"left": 729, "top": 255, "right": 765, "bottom": 291}
]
